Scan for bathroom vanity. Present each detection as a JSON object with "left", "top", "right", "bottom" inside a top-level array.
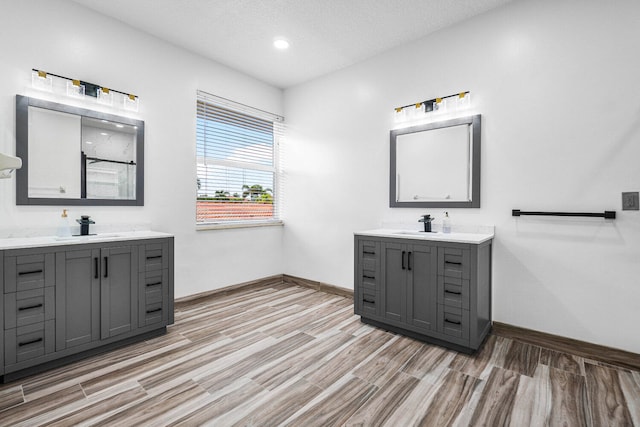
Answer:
[
  {"left": 0, "top": 231, "right": 173, "bottom": 382},
  {"left": 354, "top": 229, "right": 492, "bottom": 353}
]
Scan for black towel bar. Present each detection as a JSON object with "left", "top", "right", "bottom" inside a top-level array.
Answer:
[{"left": 512, "top": 209, "right": 616, "bottom": 219}]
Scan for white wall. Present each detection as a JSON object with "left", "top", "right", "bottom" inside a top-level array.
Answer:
[
  {"left": 282, "top": 0, "right": 640, "bottom": 353},
  {"left": 0, "top": 0, "right": 284, "bottom": 298}
]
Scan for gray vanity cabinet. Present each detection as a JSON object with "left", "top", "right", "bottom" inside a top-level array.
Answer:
[
  {"left": 3, "top": 250, "right": 56, "bottom": 368},
  {"left": 354, "top": 239, "right": 380, "bottom": 318},
  {"left": 0, "top": 251, "right": 4, "bottom": 376},
  {"left": 100, "top": 245, "right": 137, "bottom": 339},
  {"left": 380, "top": 242, "right": 405, "bottom": 323},
  {"left": 138, "top": 242, "right": 170, "bottom": 328},
  {"left": 55, "top": 245, "right": 138, "bottom": 348},
  {"left": 1, "top": 235, "right": 174, "bottom": 382},
  {"left": 380, "top": 241, "right": 437, "bottom": 332},
  {"left": 406, "top": 244, "right": 438, "bottom": 332},
  {"left": 355, "top": 234, "right": 492, "bottom": 353},
  {"left": 55, "top": 248, "right": 100, "bottom": 350}
]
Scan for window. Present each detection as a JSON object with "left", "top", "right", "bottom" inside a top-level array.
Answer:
[{"left": 196, "top": 91, "right": 283, "bottom": 227}]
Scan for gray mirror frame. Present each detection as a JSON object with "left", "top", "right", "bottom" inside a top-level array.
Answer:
[
  {"left": 390, "top": 114, "right": 481, "bottom": 208},
  {"left": 15, "top": 95, "right": 144, "bottom": 206}
]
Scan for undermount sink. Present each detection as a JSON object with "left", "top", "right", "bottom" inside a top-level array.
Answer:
[
  {"left": 55, "top": 233, "right": 122, "bottom": 241},
  {"left": 393, "top": 230, "right": 439, "bottom": 235}
]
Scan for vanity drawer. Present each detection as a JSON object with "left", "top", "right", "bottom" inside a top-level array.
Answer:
[
  {"left": 139, "top": 242, "right": 169, "bottom": 272},
  {"left": 141, "top": 271, "right": 165, "bottom": 304},
  {"left": 141, "top": 302, "right": 165, "bottom": 326},
  {"left": 438, "top": 276, "right": 470, "bottom": 310},
  {"left": 4, "top": 253, "right": 55, "bottom": 293},
  {"left": 361, "top": 279, "right": 377, "bottom": 296},
  {"left": 362, "top": 258, "right": 376, "bottom": 272},
  {"left": 5, "top": 287, "right": 55, "bottom": 329},
  {"left": 5, "top": 320, "right": 55, "bottom": 365},
  {"left": 361, "top": 241, "right": 378, "bottom": 258},
  {"left": 438, "top": 247, "right": 470, "bottom": 279},
  {"left": 437, "top": 305, "right": 470, "bottom": 341},
  {"left": 138, "top": 269, "right": 168, "bottom": 327},
  {"left": 358, "top": 289, "right": 378, "bottom": 316}
]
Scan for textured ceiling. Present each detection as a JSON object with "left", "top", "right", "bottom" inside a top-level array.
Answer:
[{"left": 70, "top": 0, "right": 513, "bottom": 89}]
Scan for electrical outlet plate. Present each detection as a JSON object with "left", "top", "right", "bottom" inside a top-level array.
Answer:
[{"left": 622, "top": 192, "right": 639, "bottom": 210}]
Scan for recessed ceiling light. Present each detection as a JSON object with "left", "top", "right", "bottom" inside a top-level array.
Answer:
[{"left": 273, "top": 38, "right": 290, "bottom": 50}]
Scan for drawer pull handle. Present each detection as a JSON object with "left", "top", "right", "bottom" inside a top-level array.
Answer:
[
  {"left": 18, "top": 269, "right": 43, "bottom": 276},
  {"left": 363, "top": 298, "right": 375, "bottom": 304},
  {"left": 146, "top": 308, "right": 162, "bottom": 314},
  {"left": 146, "top": 281, "right": 162, "bottom": 287},
  {"left": 402, "top": 251, "right": 406, "bottom": 270},
  {"left": 18, "top": 303, "right": 43, "bottom": 311},
  {"left": 94, "top": 257, "right": 99, "bottom": 279},
  {"left": 363, "top": 250, "right": 375, "bottom": 255},
  {"left": 146, "top": 255, "right": 162, "bottom": 260},
  {"left": 408, "top": 252, "right": 412, "bottom": 271},
  {"left": 18, "top": 337, "right": 43, "bottom": 347},
  {"left": 363, "top": 274, "right": 375, "bottom": 279},
  {"left": 445, "top": 290, "right": 462, "bottom": 295},
  {"left": 444, "top": 318, "right": 461, "bottom": 325},
  {"left": 445, "top": 261, "right": 462, "bottom": 266}
]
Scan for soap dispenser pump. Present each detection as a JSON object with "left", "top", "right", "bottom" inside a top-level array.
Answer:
[{"left": 56, "top": 209, "right": 72, "bottom": 238}]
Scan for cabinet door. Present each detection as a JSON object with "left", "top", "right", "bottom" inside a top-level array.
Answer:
[
  {"left": 407, "top": 243, "right": 438, "bottom": 332},
  {"left": 380, "top": 242, "right": 406, "bottom": 323},
  {"left": 56, "top": 249, "right": 100, "bottom": 350},
  {"left": 100, "top": 245, "right": 138, "bottom": 339}
]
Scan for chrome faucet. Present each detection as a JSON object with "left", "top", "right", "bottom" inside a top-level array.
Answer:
[{"left": 418, "top": 214, "right": 434, "bottom": 232}]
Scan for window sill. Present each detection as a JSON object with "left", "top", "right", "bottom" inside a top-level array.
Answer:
[{"left": 196, "top": 220, "right": 284, "bottom": 231}]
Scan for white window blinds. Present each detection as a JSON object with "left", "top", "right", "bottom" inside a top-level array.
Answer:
[{"left": 196, "top": 90, "right": 284, "bottom": 225}]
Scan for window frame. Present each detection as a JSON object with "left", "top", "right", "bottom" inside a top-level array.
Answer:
[{"left": 195, "top": 91, "right": 284, "bottom": 230}]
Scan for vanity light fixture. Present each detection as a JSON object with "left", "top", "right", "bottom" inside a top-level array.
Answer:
[
  {"left": 30, "top": 69, "right": 139, "bottom": 112},
  {"left": 394, "top": 91, "right": 471, "bottom": 123},
  {"left": 66, "top": 79, "right": 85, "bottom": 98},
  {"left": 97, "top": 87, "right": 113, "bottom": 106},
  {"left": 31, "top": 70, "right": 53, "bottom": 92}
]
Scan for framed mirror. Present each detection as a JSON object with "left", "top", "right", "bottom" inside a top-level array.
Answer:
[
  {"left": 390, "top": 114, "right": 480, "bottom": 208},
  {"left": 16, "top": 95, "right": 144, "bottom": 206}
]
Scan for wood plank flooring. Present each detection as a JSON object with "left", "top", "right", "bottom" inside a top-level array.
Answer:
[{"left": 1, "top": 282, "right": 639, "bottom": 426}]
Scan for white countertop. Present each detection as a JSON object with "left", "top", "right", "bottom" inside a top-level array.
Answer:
[
  {"left": 355, "top": 228, "right": 494, "bottom": 244},
  {"left": 0, "top": 230, "right": 173, "bottom": 251}
]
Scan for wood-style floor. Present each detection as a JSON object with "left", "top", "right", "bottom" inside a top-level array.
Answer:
[{"left": 1, "top": 281, "right": 639, "bottom": 426}]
